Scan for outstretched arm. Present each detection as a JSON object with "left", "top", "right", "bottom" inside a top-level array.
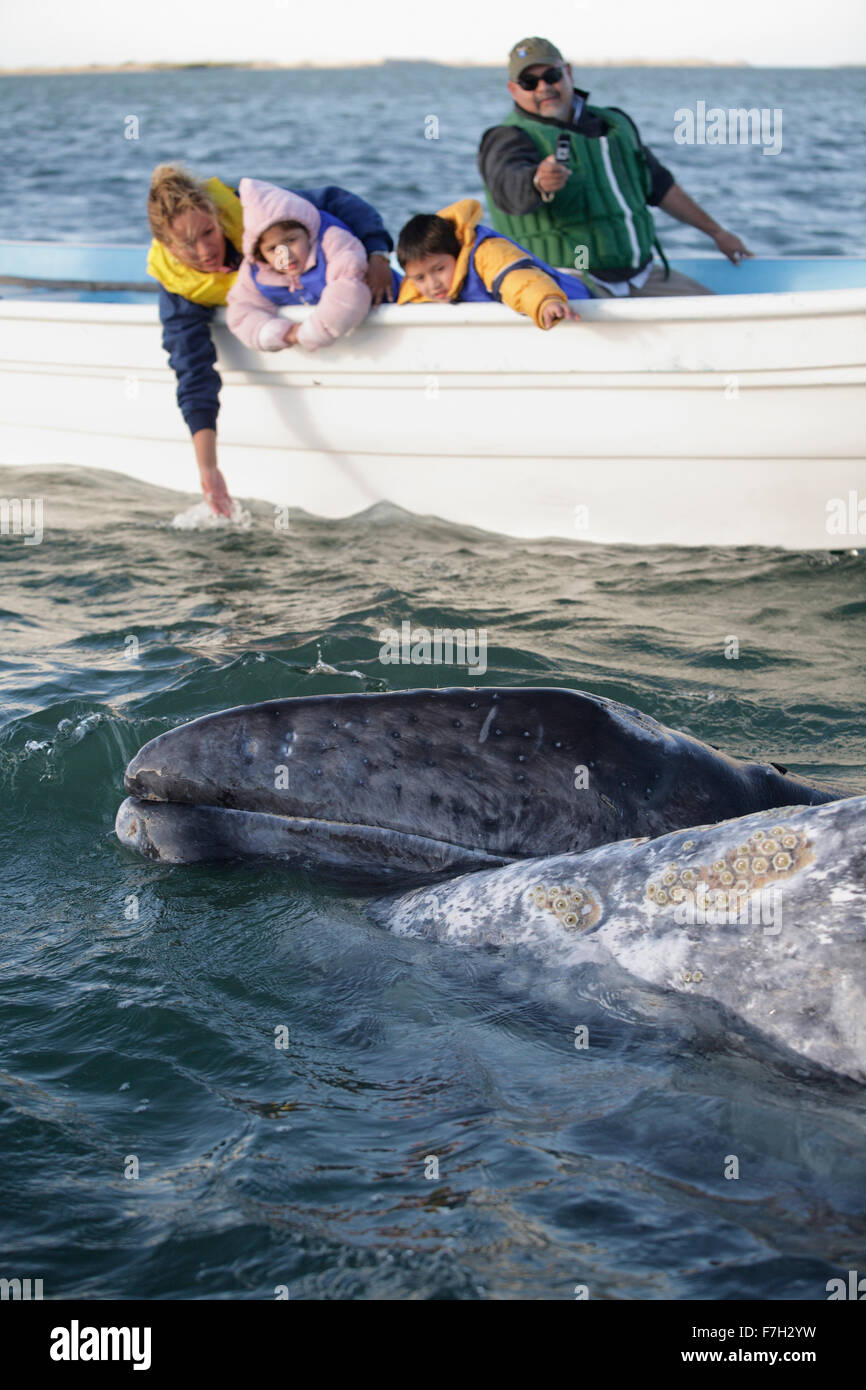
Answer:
[
  {"left": 158, "top": 287, "right": 233, "bottom": 516},
  {"left": 477, "top": 126, "right": 546, "bottom": 215},
  {"left": 473, "top": 237, "right": 571, "bottom": 328},
  {"left": 659, "top": 183, "right": 753, "bottom": 264},
  {"left": 192, "top": 429, "right": 232, "bottom": 517}
]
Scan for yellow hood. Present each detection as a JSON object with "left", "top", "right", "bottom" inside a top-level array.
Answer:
[{"left": 146, "top": 177, "right": 245, "bottom": 306}]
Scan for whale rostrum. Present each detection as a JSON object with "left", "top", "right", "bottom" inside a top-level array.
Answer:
[{"left": 116, "top": 686, "right": 845, "bottom": 880}]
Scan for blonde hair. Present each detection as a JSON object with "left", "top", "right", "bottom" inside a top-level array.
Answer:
[{"left": 147, "top": 164, "right": 219, "bottom": 246}]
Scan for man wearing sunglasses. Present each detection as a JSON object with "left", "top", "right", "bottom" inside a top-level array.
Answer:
[{"left": 479, "top": 36, "right": 752, "bottom": 297}]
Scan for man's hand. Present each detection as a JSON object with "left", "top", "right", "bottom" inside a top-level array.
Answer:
[
  {"left": 659, "top": 184, "right": 754, "bottom": 265},
  {"left": 282, "top": 322, "right": 301, "bottom": 347},
  {"left": 539, "top": 299, "right": 578, "bottom": 329},
  {"left": 534, "top": 154, "right": 570, "bottom": 196},
  {"left": 365, "top": 254, "right": 395, "bottom": 306},
  {"left": 712, "top": 229, "right": 753, "bottom": 265},
  {"left": 200, "top": 463, "right": 233, "bottom": 518}
]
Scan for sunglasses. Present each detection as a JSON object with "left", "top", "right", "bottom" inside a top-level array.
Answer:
[{"left": 517, "top": 66, "right": 564, "bottom": 91}]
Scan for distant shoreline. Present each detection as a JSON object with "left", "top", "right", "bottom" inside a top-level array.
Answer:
[{"left": 2, "top": 59, "right": 864, "bottom": 75}]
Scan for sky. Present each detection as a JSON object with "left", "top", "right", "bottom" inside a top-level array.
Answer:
[{"left": 2, "top": 0, "right": 865, "bottom": 68}]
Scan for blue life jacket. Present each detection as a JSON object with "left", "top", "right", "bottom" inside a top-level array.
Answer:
[
  {"left": 459, "top": 224, "right": 590, "bottom": 303},
  {"left": 251, "top": 209, "right": 401, "bottom": 305}
]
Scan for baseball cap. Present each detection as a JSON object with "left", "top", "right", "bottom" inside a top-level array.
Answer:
[{"left": 508, "top": 37, "right": 565, "bottom": 82}]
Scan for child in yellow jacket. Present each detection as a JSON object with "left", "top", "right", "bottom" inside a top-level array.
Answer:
[{"left": 396, "top": 198, "right": 589, "bottom": 327}]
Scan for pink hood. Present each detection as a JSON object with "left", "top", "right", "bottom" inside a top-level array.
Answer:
[
  {"left": 227, "top": 177, "right": 372, "bottom": 354},
  {"left": 238, "top": 177, "right": 321, "bottom": 265}
]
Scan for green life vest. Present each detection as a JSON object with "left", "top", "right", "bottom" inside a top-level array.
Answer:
[{"left": 484, "top": 104, "right": 660, "bottom": 274}]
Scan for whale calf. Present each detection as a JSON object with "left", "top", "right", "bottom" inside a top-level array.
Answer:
[
  {"left": 115, "top": 687, "right": 846, "bottom": 882},
  {"left": 376, "top": 797, "right": 866, "bottom": 1081}
]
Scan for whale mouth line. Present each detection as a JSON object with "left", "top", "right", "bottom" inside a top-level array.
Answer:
[{"left": 124, "top": 795, "right": 517, "bottom": 862}]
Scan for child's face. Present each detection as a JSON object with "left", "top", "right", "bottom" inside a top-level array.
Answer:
[
  {"left": 403, "top": 253, "right": 457, "bottom": 301},
  {"left": 259, "top": 225, "right": 311, "bottom": 273}
]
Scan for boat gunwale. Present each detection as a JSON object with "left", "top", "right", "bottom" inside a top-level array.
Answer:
[{"left": 2, "top": 287, "right": 866, "bottom": 327}]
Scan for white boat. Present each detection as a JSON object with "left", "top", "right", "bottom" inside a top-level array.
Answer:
[{"left": 1, "top": 241, "right": 864, "bottom": 548}]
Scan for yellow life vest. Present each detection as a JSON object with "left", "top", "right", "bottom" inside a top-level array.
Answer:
[{"left": 146, "top": 177, "right": 245, "bottom": 305}]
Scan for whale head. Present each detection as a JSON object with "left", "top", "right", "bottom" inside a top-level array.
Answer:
[{"left": 116, "top": 687, "right": 845, "bottom": 884}]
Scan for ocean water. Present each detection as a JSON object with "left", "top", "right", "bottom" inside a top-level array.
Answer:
[
  {"left": 1, "top": 67, "right": 866, "bottom": 1302},
  {"left": 1, "top": 64, "right": 865, "bottom": 254}
]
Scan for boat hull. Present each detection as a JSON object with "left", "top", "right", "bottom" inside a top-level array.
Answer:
[{"left": 1, "top": 261, "right": 864, "bottom": 548}]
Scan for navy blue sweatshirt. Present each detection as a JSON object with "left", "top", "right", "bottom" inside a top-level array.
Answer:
[{"left": 158, "top": 184, "right": 394, "bottom": 436}]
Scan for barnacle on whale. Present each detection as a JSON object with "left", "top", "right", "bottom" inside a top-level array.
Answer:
[
  {"left": 644, "top": 822, "right": 813, "bottom": 912},
  {"left": 531, "top": 882, "right": 602, "bottom": 930}
]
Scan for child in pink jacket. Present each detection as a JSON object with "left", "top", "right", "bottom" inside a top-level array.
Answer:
[{"left": 227, "top": 177, "right": 373, "bottom": 351}]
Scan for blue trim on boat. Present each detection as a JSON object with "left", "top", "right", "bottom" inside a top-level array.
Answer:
[
  {"left": 1, "top": 242, "right": 866, "bottom": 301},
  {"left": 0, "top": 241, "right": 150, "bottom": 284},
  {"left": 667, "top": 256, "right": 866, "bottom": 294}
]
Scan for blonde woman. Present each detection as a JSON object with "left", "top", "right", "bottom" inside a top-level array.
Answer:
[{"left": 147, "top": 165, "right": 395, "bottom": 516}]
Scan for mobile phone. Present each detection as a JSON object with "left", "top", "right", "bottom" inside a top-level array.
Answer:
[{"left": 540, "top": 134, "right": 572, "bottom": 202}]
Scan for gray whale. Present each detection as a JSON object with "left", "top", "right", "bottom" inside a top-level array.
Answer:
[
  {"left": 376, "top": 796, "right": 866, "bottom": 1082},
  {"left": 115, "top": 688, "right": 863, "bottom": 1079},
  {"left": 115, "top": 686, "right": 845, "bottom": 881}
]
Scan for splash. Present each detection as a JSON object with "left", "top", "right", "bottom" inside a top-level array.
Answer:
[
  {"left": 307, "top": 645, "right": 365, "bottom": 679},
  {"left": 170, "top": 500, "right": 253, "bottom": 531}
]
